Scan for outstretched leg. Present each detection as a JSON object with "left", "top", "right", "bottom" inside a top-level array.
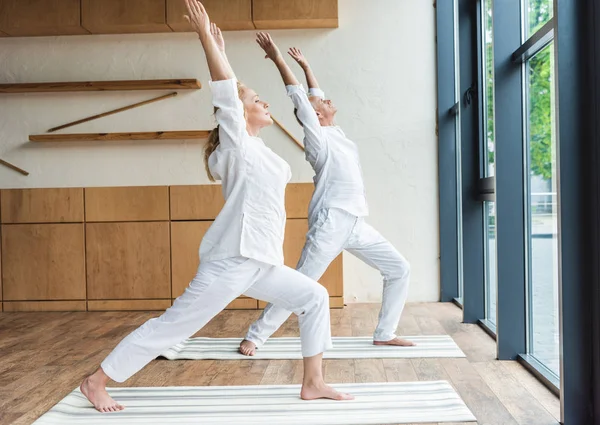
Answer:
[
  {"left": 81, "top": 257, "right": 258, "bottom": 412},
  {"left": 346, "top": 220, "right": 414, "bottom": 346}
]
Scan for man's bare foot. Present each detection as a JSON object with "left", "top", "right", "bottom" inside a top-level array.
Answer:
[
  {"left": 373, "top": 337, "right": 416, "bottom": 346},
  {"left": 239, "top": 339, "right": 257, "bottom": 356},
  {"left": 80, "top": 374, "right": 124, "bottom": 413},
  {"left": 300, "top": 381, "right": 354, "bottom": 401}
]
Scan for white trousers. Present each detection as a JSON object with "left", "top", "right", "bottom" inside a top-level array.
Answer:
[
  {"left": 101, "top": 257, "right": 332, "bottom": 383},
  {"left": 245, "top": 208, "right": 411, "bottom": 346}
]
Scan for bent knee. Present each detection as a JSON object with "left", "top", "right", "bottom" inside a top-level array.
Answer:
[{"left": 385, "top": 258, "right": 411, "bottom": 282}]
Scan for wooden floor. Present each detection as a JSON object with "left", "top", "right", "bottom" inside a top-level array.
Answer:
[{"left": 0, "top": 303, "right": 560, "bottom": 425}]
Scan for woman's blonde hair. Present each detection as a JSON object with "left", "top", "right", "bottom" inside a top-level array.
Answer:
[{"left": 204, "top": 81, "right": 246, "bottom": 182}]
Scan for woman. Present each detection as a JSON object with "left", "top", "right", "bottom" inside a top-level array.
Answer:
[{"left": 79, "top": 0, "right": 353, "bottom": 412}]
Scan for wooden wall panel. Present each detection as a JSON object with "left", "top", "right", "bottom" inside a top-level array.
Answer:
[
  {"left": 3, "top": 301, "right": 86, "bottom": 312},
  {"left": 0, "top": 0, "right": 88, "bottom": 36},
  {"left": 284, "top": 219, "right": 343, "bottom": 296},
  {"left": 253, "top": 0, "right": 338, "bottom": 29},
  {"left": 88, "top": 300, "right": 171, "bottom": 311},
  {"left": 285, "top": 183, "right": 313, "bottom": 219},
  {"left": 167, "top": 0, "right": 254, "bottom": 31},
  {"left": 170, "top": 185, "right": 224, "bottom": 220},
  {"left": 1, "top": 188, "right": 84, "bottom": 224},
  {"left": 81, "top": 0, "right": 170, "bottom": 34},
  {"left": 170, "top": 221, "right": 212, "bottom": 298},
  {"left": 170, "top": 183, "right": 313, "bottom": 221},
  {"left": 86, "top": 222, "right": 171, "bottom": 299},
  {"left": 1, "top": 224, "right": 86, "bottom": 300},
  {"left": 85, "top": 186, "right": 169, "bottom": 222}
]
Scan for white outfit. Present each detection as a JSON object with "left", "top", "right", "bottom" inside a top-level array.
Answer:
[
  {"left": 244, "top": 85, "right": 411, "bottom": 346},
  {"left": 99, "top": 79, "right": 332, "bottom": 383}
]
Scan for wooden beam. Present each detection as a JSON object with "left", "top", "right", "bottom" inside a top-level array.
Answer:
[
  {"left": 48, "top": 92, "right": 178, "bottom": 132},
  {"left": 0, "top": 158, "right": 29, "bottom": 176},
  {"left": 29, "top": 131, "right": 211, "bottom": 142},
  {"left": 0, "top": 79, "right": 201, "bottom": 94},
  {"left": 271, "top": 115, "right": 305, "bottom": 151}
]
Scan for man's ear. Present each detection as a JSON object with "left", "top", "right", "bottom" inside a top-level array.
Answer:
[{"left": 315, "top": 110, "right": 323, "bottom": 118}]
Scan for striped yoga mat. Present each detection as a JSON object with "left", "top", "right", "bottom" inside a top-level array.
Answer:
[
  {"left": 33, "top": 381, "right": 476, "bottom": 424},
  {"left": 160, "top": 336, "right": 466, "bottom": 360}
]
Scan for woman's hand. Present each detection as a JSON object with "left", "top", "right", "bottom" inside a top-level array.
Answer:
[
  {"left": 288, "top": 47, "right": 310, "bottom": 69},
  {"left": 184, "top": 0, "right": 211, "bottom": 37},
  {"left": 256, "top": 32, "right": 283, "bottom": 62},
  {"left": 211, "top": 23, "right": 225, "bottom": 52}
]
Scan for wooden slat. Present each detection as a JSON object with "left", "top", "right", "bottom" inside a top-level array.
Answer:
[
  {"left": 87, "top": 300, "right": 171, "bottom": 311},
  {"left": 0, "top": 188, "right": 84, "bottom": 223},
  {"left": 81, "top": 0, "right": 170, "bottom": 34},
  {"left": 169, "top": 185, "right": 224, "bottom": 220},
  {"left": 167, "top": 0, "right": 254, "bottom": 31},
  {"left": 285, "top": 183, "right": 313, "bottom": 219},
  {"left": 225, "top": 298, "right": 259, "bottom": 310},
  {"left": 253, "top": 0, "right": 338, "bottom": 29},
  {"left": 29, "top": 130, "right": 210, "bottom": 142},
  {"left": 170, "top": 221, "right": 212, "bottom": 298},
  {"left": 0, "top": 79, "right": 201, "bottom": 94},
  {"left": 0, "top": 158, "right": 29, "bottom": 176},
  {"left": 1, "top": 224, "right": 86, "bottom": 301},
  {"left": 0, "top": 0, "right": 88, "bottom": 36},
  {"left": 85, "top": 186, "right": 169, "bottom": 222},
  {"left": 86, "top": 222, "right": 171, "bottom": 300},
  {"left": 2, "top": 301, "right": 86, "bottom": 312},
  {"left": 284, "top": 219, "right": 343, "bottom": 296}
]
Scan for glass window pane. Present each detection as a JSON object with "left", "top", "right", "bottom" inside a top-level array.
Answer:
[
  {"left": 485, "top": 201, "right": 497, "bottom": 324},
  {"left": 525, "top": 0, "right": 554, "bottom": 38},
  {"left": 483, "top": 0, "right": 495, "bottom": 178},
  {"left": 454, "top": 0, "right": 464, "bottom": 303},
  {"left": 526, "top": 42, "right": 559, "bottom": 377}
]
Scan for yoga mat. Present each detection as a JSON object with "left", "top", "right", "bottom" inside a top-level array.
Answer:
[
  {"left": 160, "top": 336, "right": 466, "bottom": 360},
  {"left": 33, "top": 381, "right": 476, "bottom": 424}
]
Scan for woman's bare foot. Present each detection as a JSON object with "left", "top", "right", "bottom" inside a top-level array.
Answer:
[
  {"left": 80, "top": 370, "right": 124, "bottom": 413},
  {"left": 300, "top": 381, "right": 354, "bottom": 401},
  {"left": 373, "top": 337, "right": 416, "bottom": 346},
  {"left": 239, "top": 339, "right": 257, "bottom": 356}
]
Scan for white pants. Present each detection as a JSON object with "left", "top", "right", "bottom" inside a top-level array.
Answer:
[
  {"left": 245, "top": 208, "right": 411, "bottom": 346},
  {"left": 101, "top": 257, "right": 332, "bottom": 383}
]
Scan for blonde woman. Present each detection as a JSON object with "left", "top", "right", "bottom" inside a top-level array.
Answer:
[{"left": 79, "top": 1, "right": 352, "bottom": 413}]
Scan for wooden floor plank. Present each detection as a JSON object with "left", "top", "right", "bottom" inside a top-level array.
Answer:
[{"left": 473, "top": 361, "right": 559, "bottom": 425}]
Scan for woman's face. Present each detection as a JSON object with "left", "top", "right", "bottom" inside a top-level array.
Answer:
[{"left": 241, "top": 86, "right": 273, "bottom": 129}]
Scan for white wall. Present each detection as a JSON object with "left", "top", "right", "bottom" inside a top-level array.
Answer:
[{"left": 0, "top": 0, "right": 440, "bottom": 302}]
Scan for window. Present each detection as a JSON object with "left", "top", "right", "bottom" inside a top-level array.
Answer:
[{"left": 525, "top": 42, "right": 560, "bottom": 377}]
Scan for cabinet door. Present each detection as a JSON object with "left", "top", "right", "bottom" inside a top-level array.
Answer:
[{"left": 253, "top": 0, "right": 338, "bottom": 29}]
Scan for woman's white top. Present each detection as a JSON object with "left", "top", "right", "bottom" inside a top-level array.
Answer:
[
  {"left": 199, "top": 78, "right": 292, "bottom": 266},
  {"left": 287, "top": 84, "right": 369, "bottom": 223}
]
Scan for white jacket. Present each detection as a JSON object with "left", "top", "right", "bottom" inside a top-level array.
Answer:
[
  {"left": 199, "top": 78, "right": 292, "bottom": 265},
  {"left": 286, "top": 84, "right": 369, "bottom": 223}
]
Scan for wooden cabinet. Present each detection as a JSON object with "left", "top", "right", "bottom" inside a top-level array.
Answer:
[
  {"left": 0, "top": 183, "right": 343, "bottom": 312},
  {"left": 253, "top": 0, "right": 338, "bottom": 29},
  {"left": 170, "top": 185, "right": 224, "bottom": 221},
  {"left": 0, "top": 0, "right": 88, "bottom": 36},
  {"left": 167, "top": 0, "right": 254, "bottom": 32},
  {"left": 81, "top": 0, "right": 170, "bottom": 34},
  {"left": 86, "top": 222, "right": 171, "bottom": 299},
  {"left": 84, "top": 186, "right": 169, "bottom": 222},
  {"left": 1, "top": 223, "right": 86, "bottom": 300},
  {"left": 1, "top": 188, "right": 84, "bottom": 224}
]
